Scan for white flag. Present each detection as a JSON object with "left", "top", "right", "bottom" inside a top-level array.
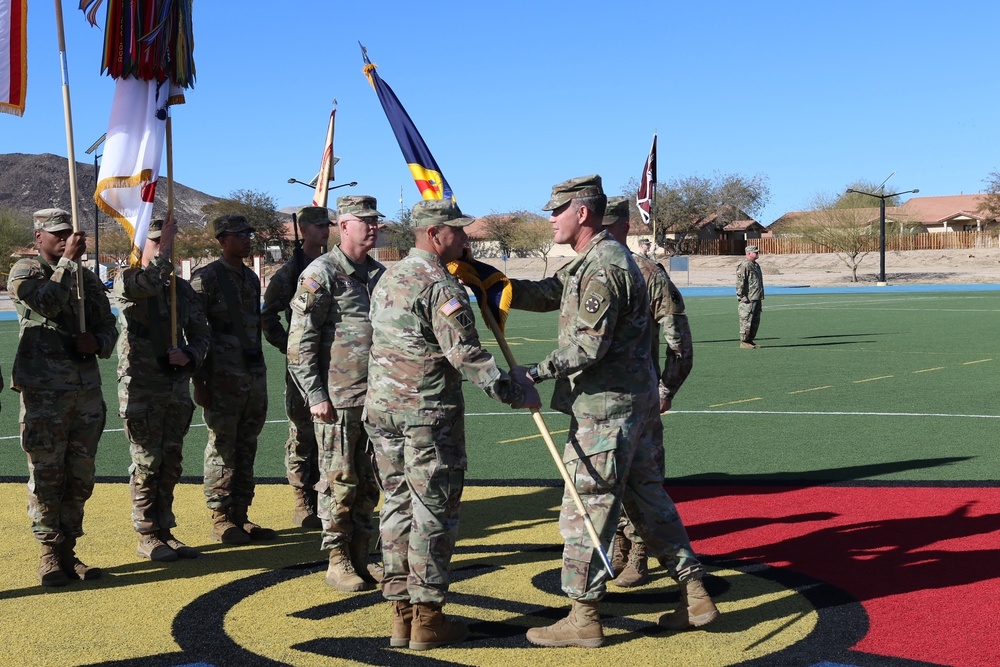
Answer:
[{"left": 94, "top": 77, "right": 183, "bottom": 265}]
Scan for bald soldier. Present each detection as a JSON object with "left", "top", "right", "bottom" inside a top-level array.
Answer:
[
  {"left": 10, "top": 208, "right": 118, "bottom": 586},
  {"left": 286, "top": 198, "right": 385, "bottom": 592},
  {"left": 365, "top": 199, "right": 540, "bottom": 651},
  {"left": 261, "top": 205, "right": 331, "bottom": 529}
]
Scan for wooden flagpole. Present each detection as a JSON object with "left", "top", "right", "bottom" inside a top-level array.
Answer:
[
  {"left": 476, "top": 302, "right": 615, "bottom": 578},
  {"left": 166, "top": 114, "right": 178, "bottom": 346},
  {"left": 53, "top": 0, "right": 85, "bottom": 330}
]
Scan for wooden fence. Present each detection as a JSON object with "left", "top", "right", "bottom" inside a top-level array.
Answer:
[{"left": 684, "top": 231, "right": 1000, "bottom": 256}]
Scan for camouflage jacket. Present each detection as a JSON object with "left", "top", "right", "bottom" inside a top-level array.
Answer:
[
  {"left": 9, "top": 255, "right": 117, "bottom": 391},
  {"left": 286, "top": 246, "right": 385, "bottom": 408},
  {"left": 510, "top": 230, "right": 656, "bottom": 424},
  {"left": 261, "top": 247, "right": 312, "bottom": 354},
  {"left": 366, "top": 247, "right": 523, "bottom": 420},
  {"left": 736, "top": 259, "right": 764, "bottom": 301},
  {"left": 113, "top": 255, "right": 210, "bottom": 385},
  {"left": 190, "top": 257, "right": 265, "bottom": 379},
  {"left": 634, "top": 253, "right": 691, "bottom": 356}
]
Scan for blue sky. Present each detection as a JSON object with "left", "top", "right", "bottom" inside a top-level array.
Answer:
[{"left": 4, "top": 1, "right": 998, "bottom": 226}]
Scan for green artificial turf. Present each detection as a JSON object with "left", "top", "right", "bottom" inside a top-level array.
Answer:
[{"left": 0, "top": 290, "right": 997, "bottom": 483}]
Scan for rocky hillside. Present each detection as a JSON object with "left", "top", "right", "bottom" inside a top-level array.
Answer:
[{"left": 0, "top": 152, "right": 220, "bottom": 230}]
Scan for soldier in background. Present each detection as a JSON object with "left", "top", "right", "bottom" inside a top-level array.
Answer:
[
  {"left": 600, "top": 197, "right": 718, "bottom": 630},
  {"left": 191, "top": 215, "right": 275, "bottom": 545},
  {"left": 736, "top": 245, "right": 764, "bottom": 348},
  {"left": 9, "top": 208, "right": 118, "bottom": 586},
  {"left": 261, "top": 206, "right": 331, "bottom": 529},
  {"left": 365, "top": 199, "right": 539, "bottom": 651},
  {"left": 114, "top": 216, "right": 210, "bottom": 562},
  {"left": 287, "top": 198, "right": 385, "bottom": 592},
  {"left": 639, "top": 237, "right": 653, "bottom": 259}
]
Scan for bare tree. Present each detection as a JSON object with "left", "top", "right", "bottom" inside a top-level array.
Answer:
[
  {"left": 509, "top": 213, "right": 554, "bottom": 276},
  {"left": 201, "top": 189, "right": 287, "bottom": 258},
  {"left": 0, "top": 208, "right": 33, "bottom": 288}
]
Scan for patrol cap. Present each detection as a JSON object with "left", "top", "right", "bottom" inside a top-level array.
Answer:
[
  {"left": 542, "top": 174, "right": 604, "bottom": 211},
  {"left": 33, "top": 208, "right": 73, "bottom": 233},
  {"left": 639, "top": 238, "right": 651, "bottom": 246},
  {"left": 147, "top": 218, "right": 164, "bottom": 240},
  {"left": 337, "top": 195, "right": 384, "bottom": 219},
  {"left": 410, "top": 199, "right": 474, "bottom": 228},
  {"left": 746, "top": 245, "right": 760, "bottom": 253},
  {"left": 296, "top": 206, "right": 332, "bottom": 226},
  {"left": 212, "top": 214, "right": 253, "bottom": 238},
  {"left": 603, "top": 196, "right": 629, "bottom": 226}
]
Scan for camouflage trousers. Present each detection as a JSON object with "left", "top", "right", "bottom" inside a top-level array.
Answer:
[
  {"left": 203, "top": 372, "right": 268, "bottom": 510},
  {"left": 284, "top": 369, "right": 318, "bottom": 494},
  {"left": 315, "top": 406, "right": 380, "bottom": 552},
  {"left": 366, "top": 409, "right": 466, "bottom": 606},
  {"left": 19, "top": 386, "right": 106, "bottom": 545},
  {"left": 120, "top": 378, "right": 195, "bottom": 534},
  {"left": 617, "top": 404, "right": 702, "bottom": 583},
  {"left": 738, "top": 299, "right": 762, "bottom": 342}
]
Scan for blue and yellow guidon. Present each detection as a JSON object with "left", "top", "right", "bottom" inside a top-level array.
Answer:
[{"left": 363, "top": 49, "right": 456, "bottom": 202}]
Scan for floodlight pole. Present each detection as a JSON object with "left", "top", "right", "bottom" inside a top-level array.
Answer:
[
  {"left": 85, "top": 133, "right": 106, "bottom": 273},
  {"left": 845, "top": 187, "right": 919, "bottom": 285}
]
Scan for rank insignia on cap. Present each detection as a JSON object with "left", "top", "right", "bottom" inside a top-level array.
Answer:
[
  {"left": 304, "top": 277, "right": 322, "bottom": 293},
  {"left": 440, "top": 298, "right": 463, "bottom": 316}
]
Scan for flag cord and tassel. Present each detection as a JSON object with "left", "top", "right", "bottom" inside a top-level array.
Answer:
[
  {"left": 54, "top": 0, "right": 86, "bottom": 331},
  {"left": 166, "top": 113, "right": 177, "bottom": 346},
  {"left": 477, "top": 302, "right": 615, "bottom": 578}
]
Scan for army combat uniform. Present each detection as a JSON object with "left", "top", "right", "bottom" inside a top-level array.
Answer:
[
  {"left": 287, "top": 237, "right": 385, "bottom": 590},
  {"left": 191, "top": 249, "right": 269, "bottom": 537},
  {"left": 10, "top": 209, "right": 118, "bottom": 585},
  {"left": 736, "top": 247, "right": 764, "bottom": 345},
  {"left": 261, "top": 244, "right": 321, "bottom": 525},
  {"left": 115, "top": 241, "right": 210, "bottom": 559}
]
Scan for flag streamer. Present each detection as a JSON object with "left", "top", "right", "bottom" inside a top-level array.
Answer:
[
  {"left": 637, "top": 133, "right": 657, "bottom": 227},
  {"left": 0, "top": 0, "right": 27, "bottom": 116},
  {"left": 312, "top": 106, "right": 336, "bottom": 208},
  {"left": 361, "top": 44, "right": 454, "bottom": 201}
]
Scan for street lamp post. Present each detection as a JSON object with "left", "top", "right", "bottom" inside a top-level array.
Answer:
[{"left": 845, "top": 187, "right": 919, "bottom": 285}]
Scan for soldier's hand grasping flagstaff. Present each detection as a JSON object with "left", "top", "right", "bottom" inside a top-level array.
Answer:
[
  {"left": 74, "top": 332, "right": 100, "bottom": 354},
  {"left": 311, "top": 399, "right": 335, "bottom": 423},
  {"left": 166, "top": 346, "right": 190, "bottom": 366},
  {"left": 64, "top": 231, "right": 87, "bottom": 262},
  {"left": 159, "top": 215, "right": 179, "bottom": 257}
]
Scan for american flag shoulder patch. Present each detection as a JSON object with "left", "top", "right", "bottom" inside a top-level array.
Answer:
[
  {"left": 440, "top": 297, "right": 463, "bottom": 316},
  {"left": 303, "top": 276, "right": 322, "bottom": 293}
]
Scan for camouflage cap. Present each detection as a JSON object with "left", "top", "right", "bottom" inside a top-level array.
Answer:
[
  {"left": 337, "top": 195, "right": 384, "bottom": 219},
  {"left": 746, "top": 245, "right": 760, "bottom": 253},
  {"left": 542, "top": 174, "right": 604, "bottom": 211},
  {"left": 639, "top": 238, "right": 651, "bottom": 246},
  {"left": 33, "top": 208, "right": 73, "bottom": 233},
  {"left": 603, "top": 196, "right": 629, "bottom": 226},
  {"left": 147, "top": 218, "right": 164, "bottom": 240},
  {"left": 212, "top": 214, "right": 253, "bottom": 238},
  {"left": 411, "top": 199, "right": 473, "bottom": 228},
  {"left": 296, "top": 206, "right": 332, "bottom": 226}
]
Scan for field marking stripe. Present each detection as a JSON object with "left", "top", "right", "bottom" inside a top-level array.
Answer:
[
  {"left": 677, "top": 410, "right": 1000, "bottom": 419},
  {"left": 963, "top": 359, "right": 993, "bottom": 365},
  {"left": 854, "top": 376, "right": 894, "bottom": 383},
  {"left": 708, "top": 397, "right": 764, "bottom": 407},
  {"left": 789, "top": 386, "right": 834, "bottom": 394},
  {"left": 913, "top": 367, "right": 946, "bottom": 374}
]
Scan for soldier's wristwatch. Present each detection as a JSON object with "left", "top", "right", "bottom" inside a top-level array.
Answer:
[{"left": 527, "top": 364, "right": 543, "bottom": 384}]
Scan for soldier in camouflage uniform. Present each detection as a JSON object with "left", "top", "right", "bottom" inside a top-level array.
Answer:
[
  {"left": 191, "top": 215, "right": 276, "bottom": 545},
  {"left": 639, "top": 238, "right": 653, "bottom": 259},
  {"left": 736, "top": 245, "right": 764, "bottom": 348},
  {"left": 600, "top": 198, "right": 719, "bottom": 629},
  {"left": 287, "top": 199, "right": 385, "bottom": 593},
  {"left": 115, "top": 216, "right": 210, "bottom": 562},
  {"left": 365, "top": 199, "right": 540, "bottom": 651},
  {"left": 10, "top": 208, "right": 118, "bottom": 587},
  {"left": 261, "top": 206, "right": 331, "bottom": 529},
  {"left": 508, "top": 176, "right": 716, "bottom": 647}
]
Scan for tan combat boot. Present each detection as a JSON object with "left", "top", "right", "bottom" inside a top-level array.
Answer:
[
  {"left": 232, "top": 504, "right": 277, "bottom": 541},
  {"left": 658, "top": 578, "right": 720, "bottom": 630},
  {"left": 614, "top": 541, "right": 649, "bottom": 587},
  {"left": 137, "top": 532, "right": 178, "bottom": 562},
  {"left": 525, "top": 600, "right": 603, "bottom": 648},
  {"left": 38, "top": 544, "right": 70, "bottom": 587},
  {"left": 349, "top": 532, "right": 381, "bottom": 585},
  {"left": 60, "top": 536, "right": 101, "bottom": 580},
  {"left": 409, "top": 603, "right": 468, "bottom": 650},
  {"left": 610, "top": 531, "right": 630, "bottom": 577},
  {"left": 158, "top": 529, "right": 199, "bottom": 559},
  {"left": 291, "top": 489, "right": 321, "bottom": 530},
  {"left": 325, "top": 544, "right": 370, "bottom": 592},
  {"left": 739, "top": 341, "right": 756, "bottom": 349},
  {"left": 210, "top": 510, "right": 250, "bottom": 545},
  {"left": 390, "top": 600, "right": 414, "bottom": 648}
]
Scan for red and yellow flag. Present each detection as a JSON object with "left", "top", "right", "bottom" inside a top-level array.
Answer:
[{"left": 0, "top": 0, "right": 27, "bottom": 116}]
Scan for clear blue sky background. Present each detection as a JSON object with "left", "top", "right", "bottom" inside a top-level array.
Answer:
[{"left": 4, "top": 1, "right": 998, "bottom": 226}]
